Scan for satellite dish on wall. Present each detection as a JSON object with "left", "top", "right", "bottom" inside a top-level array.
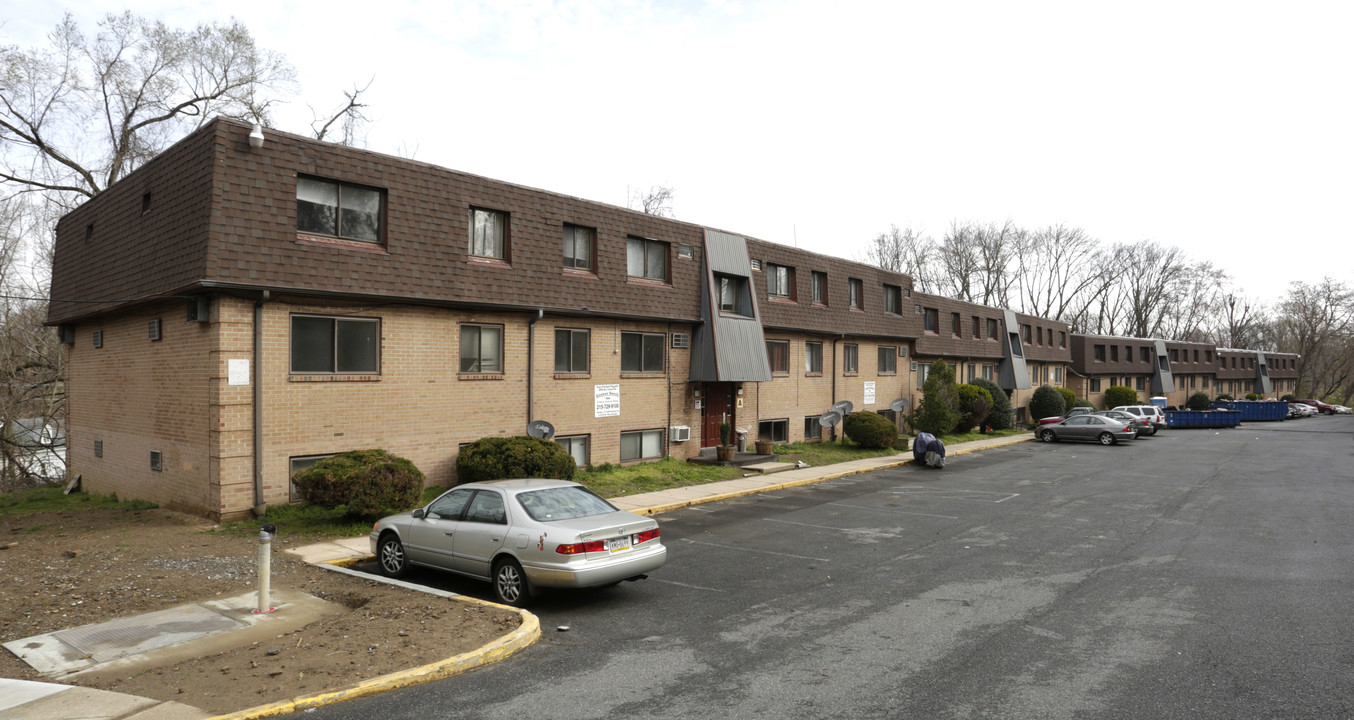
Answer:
[
  {"left": 890, "top": 398, "right": 911, "bottom": 414},
  {"left": 526, "top": 420, "right": 555, "bottom": 440},
  {"left": 818, "top": 410, "right": 843, "bottom": 429},
  {"left": 832, "top": 400, "right": 853, "bottom": 416}
]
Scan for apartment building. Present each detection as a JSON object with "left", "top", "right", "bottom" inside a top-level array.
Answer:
[{"left": 1069, "top": 334, "right": 1300, "bottom": 406}]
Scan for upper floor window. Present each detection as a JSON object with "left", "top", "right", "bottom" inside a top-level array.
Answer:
[
  {"left": 621, "top": 331, "right": 665, "bottom": 373},
  {"left": 848, "top": 279, "right": 863, "bottom": 309},
  {"left": 470, "top": 208, "right": 508, "bottom": 260},
  {"left": 805, "top": 342, "right": 823, "bottom": 374},
  {"left": 563, "top": 224, "right": 595, "bottom": 270},
  {"left": 1170, "top": 349, "right": 1179, "bottom": 362},
  {"left": 878, "top": 346, "right": 897, "bottom": 374},
  {"left": 460, "top": 323, "right": 503, "bottom": 373},
  {"left": 951, "top": 312, "right": 961, "bottom": 337},
  {"left": 767, "top": 264, "right": 793, "bottom": 298},
  {"left": 627, "top": 236, "right": 668, "bottom": 281},
  {"left": 1060, "top": 331, "right": 1067, "bottom": 348},
  {"left": 296, "top": 177, "right": 382, "bottom": 243},
  {"left": 1020, "top": 324, "right": 1032, "bottom": 343},
  {"left": 987, "top": 318, "right": 998, "bottom": 339},
  {"left": 767, "top": 340, "right": 790, "bottom": 373},
  {"left": 1141, "top": 346, "right": 1151, "bottom": 362},
  {"left": 843, "top": 343, "right": 859, "bottom": 374},
  {"left": 812, "top": 271, "right": 827, "bottom": 304},
  {"left": 923, "top": 308, "right": 939, "bottom": 333},
  {"left": 716, "top": 274, "right": 752, "bottom": 316},
  {"left": 972, "top": 316, "right": 981, "bottom": 339},
  {"left": 1110, "top": 345, "right": 1119, "bottom": 362},
  {"left": 554, "top": 328, "right": 589, "bottom": 373},
  {"left": 291, "top": 315, "right": 380, "bottom": 374},
  {"left": 883, "top": 285, "right": 902, "bottom": 314},
  {"left": 1093, "top": 344, "right": 1106, "bottom": 362}
]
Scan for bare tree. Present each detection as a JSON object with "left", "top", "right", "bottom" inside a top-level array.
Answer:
[
  {"left": 1008, "top": 225, "right": 1111, "bottom": 332},
  {"left": 932, "top": 221, "right": 1018, "bottom": 306},
  {"left": 1272, "top": 278, "right": 1354, "bottom": 400},
  {"left": 862, "top": 225, "right": 935, "bottom": 290},
  {"left": 1157, "top": 261, "right": 1229, "bottom": 342},
  {"left": 629, "top": 185, "right": 675, "bottom": 217},
  {"left": 310, "top": 79, "right": 374, "bottom": 147}
]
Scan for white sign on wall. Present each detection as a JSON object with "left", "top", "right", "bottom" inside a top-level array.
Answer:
[
  {"left": 864, "top": 381, "right": 876, "bottom": 405},
  {"left": 595, "top": 384, "right": 620, "bottom": 417},
  {"left": 228, "top": 359, "right": 250, "bottom": 386}
]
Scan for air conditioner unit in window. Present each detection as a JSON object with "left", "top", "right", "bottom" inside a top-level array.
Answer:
[
  {"left": 669, "top": 425, "right": 691, "bottom": 442},
  {"left": 910, "top": 360, "right": 918, "bottom": 371},
  {"left": 672, "top": 333, "right": 690, "bottom": 349},
  {"left": 898, "top": 346, "right": 907, "bottom": 357}
]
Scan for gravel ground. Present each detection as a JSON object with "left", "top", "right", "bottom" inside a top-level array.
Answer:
[{"left": 0, "top": 507, "right": 521, "bottom": 715}]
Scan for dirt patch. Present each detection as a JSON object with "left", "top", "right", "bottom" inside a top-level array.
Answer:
[{"left": 0, "top": 508, "right": 522, "bottom": 715}]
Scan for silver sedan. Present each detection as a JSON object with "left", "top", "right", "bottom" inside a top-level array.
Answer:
[
  {"left": 1035, "top": 414, "right": 1138, "bottom": 445},
  {"left": 370, "top": 478, "right": 666, "bottom": 606}
]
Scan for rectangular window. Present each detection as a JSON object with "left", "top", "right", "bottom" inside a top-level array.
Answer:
[
  {"left": 951, "top": 312, "right": 961, "bottom": 336},
  {"left": 290, "top": 453, "right": 337, "bottom": 502},
  {"left": 805, "top": 342, "right": 823, "bottom": 374},
  {"left": 883, "top": 285, "right": 902, "bottom": 314},
  {"left": 1205, "top": 350, "right": 1213, "bottom": 363},
  {"left": 1203, "top": 375, "right": 1211, "bottom": 388},
  {"left": 1060, "top": 331, "right": 1067, "bottom": 348},
  {"left": 1141, "top": 346, "right": 1151, "bottom": 363},
  {"left": 972, "top": 316, "right": 981, "bottom": 339},
  {"left": 93, "top": 330, "right": 103, "bottom": 348},
  {"left": 843, "top": 343, "right": 859, "bottom": 373},
  {"left": 1021, "top": 324, "right": 1032, "bottom": 343},
  {"left": 470, "top": 208, "right": 508, "bottom": 259},
  {"left": 1170, "top": 349, "right": 1179, "bottom": 362},
  {"left": 562, "top": 224, "right": 595, "bottom": 270},
  {"left": 1193, "top": 349, "right": 1200, "bottom": 363},
  {"left": 717, "top": 274, "right": 751, "bottom": 316},
  {"left": 555, "top": 436, "right": 590, "bottom": 467},
  {"left": 1093, "top": 344, "right": 1106, "bottom": 362},
  {"left": 982, "top": 364, "right": 994, "bottom": 381},
  {"left": 812, "top": 272, "right": 827, "bottom": 304},
  {"left": 767, "top": 340, "right": 790, "bottom": 373},
  {"left": 1136, "top": 376, "right": 1145, "bottom": 390},
  {"left": 767, "top": 264, "right": 793, "bottom": 298},
  {"left": 459, "top": 323, "right": 504, "bottom": 373},
  {"left": 1090, "top": 378, "right": 1102, "bottom": 392},
  {"left": 297, "top": 177, "right": 382, "bottom": 243},
  {"left": 291, "top": 315, "right": 380, "bottom": 374},
  {"left": 758, "top": 419, "right": 789, "bottom": 443},
  {"left": 848, "top": 279, "right": 863, "bottom": 309},
  {"left": 987, "top": 318, "right": 998, "bottom": 339},
  {"left": 967, "top": 363, "right": 977, "bottom": 382},
  {"left": 554, "top": 328, "right": 589, "bottom": 373},
  {"left": 1055, "top": 366, "right": 1063, "bottom": 383},
  {"left": 804, "top": 416, "right": 822, "bottom": 442},
  {"left": 620, "top": 429, "right": 663, "bottom": 461},
  {"left": 916, "top": 362, "right": 930, "bottom": 387},
  {"left": 923, "top": 308, "right": 939, "bottom": 333},
  {"left": 878, "top": 346, "right": 897, "bottom": 374},
  {"left": 627, "top": 237, "right": 668, "bottom": 280},
  {"left": 1110, "top": 345, "right": 1119, "bottom": 362},
  {"left": 621, "top": 331, "right": 665, "bottom": 373}
]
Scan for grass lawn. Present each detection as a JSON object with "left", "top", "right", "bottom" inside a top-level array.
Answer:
[{"left": 0, "top": 486, "right": 157, "bottom": 519}]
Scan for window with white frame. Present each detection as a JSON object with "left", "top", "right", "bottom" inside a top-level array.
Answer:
[
  {"left": 767, "top": 264, "right": 793, "bottom": 298},
  {"left": 627, "top": 236, "right": 668, "bottom": 280},
  {"left": 562, "top": 224, "right": 594, "bottom": 270},
  {"left": 843, "top": 343, "right": 858, "bottom": 373},
  {"left": 883, "top": 285, "right": 902, "bottom": 314},
  {"left": 848, "top": 279, "right": 863, "bottom": 309},
  {"left": 878, "top": 346, "right": 897, "bottom": 373},
  {"left": 290, "top": 315, "right": 380, "bottom": 374},
  {"left": 923, "top": 308, "right": 939, "bottom": 333},
  {"left": 916, "top": 362, "right": 931, "bottom": 387},
  {"left": 758, "top": 419, "right": 788, "bottom": 443},
  {"left": 621, "top": 331, "right": 665, "bottom": 372},
  {"left": 812, "top": 271, "right": 827, "bottom": 304},
  {"left": 470, "top": 208, "right": 508, "bottom": 259},
  {"left": 767, "top": 340, "right": 789, "bottom": 373},
  {"left": 805, "top": 342, "right": 823, "bottom": 373},
  {"left": 296, "top": 177, "right": 382, "bottom": 243},
  {"left": 804, "top": 416, "right": 822, "bottom": 442},
  {"left": 716, "top": 274, "right": 752, "bottom": 316},
  {"left": 459, "top": 323, "right": 503, "bottom": 373},
  {"left": 289, "top": 453, "right": 338, "bottom": 502},
  {"left": 620, "top": 429, "right": 663, "bottom": 461},
  {"left": 555, "top": 435, "right": 590, "bottom": 467},
  {"left": 554, "top": 328, "right": 589, "bottom": 373}
]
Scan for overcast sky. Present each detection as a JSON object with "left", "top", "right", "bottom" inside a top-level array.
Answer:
[{"left": 9, "top": 1, "right": 1351, "bottom": 305}]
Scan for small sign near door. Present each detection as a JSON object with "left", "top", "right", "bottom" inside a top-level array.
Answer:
[
  {"left": 864, "top": 381, "right": 876, "bottom": 405},
  {"left": 595, "top": 384, "right": 620, "bottom": 417}
]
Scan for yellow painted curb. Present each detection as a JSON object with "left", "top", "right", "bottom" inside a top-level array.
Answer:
[
  {"left": 203, "top": 565, "right": 541, "bottom": 719},
  {"left": 633, "top": 435, "right": 1033, "bottom": 516}
]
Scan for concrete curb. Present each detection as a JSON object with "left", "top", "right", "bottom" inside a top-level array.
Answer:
[
  {"left": 629, "top": 435, "right": 1034, "bottom": 516},
  {"left": 203, "top": 558, "right": 541, "bottom": 720}
]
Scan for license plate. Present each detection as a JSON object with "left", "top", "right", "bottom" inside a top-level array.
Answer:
[{"left": 605, "top": 537, "right": 632, "bottom": 552}]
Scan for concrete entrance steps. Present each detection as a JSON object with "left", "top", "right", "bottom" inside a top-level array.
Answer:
[{"left": 740, "top": 461, "right": 797, "bottom": 475}]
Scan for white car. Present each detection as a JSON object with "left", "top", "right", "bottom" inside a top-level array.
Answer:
[
  {"left": 1290, "top": 403, "right": 1318, "bottom": 417},
  {"left": 1111, "top": 405, "right": 1167, "bottom": 432},
  {"left": 1334, "top": 405, "right": 1352, "bottom": 415}
]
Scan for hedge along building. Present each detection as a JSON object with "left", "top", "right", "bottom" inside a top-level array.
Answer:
[{"left": 49, "top": 119, "right": 969, "bottom": 519}]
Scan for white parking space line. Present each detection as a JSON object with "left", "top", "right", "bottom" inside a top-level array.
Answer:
[
  {"left": 993, "top": 493, "right": 1021, "bottom": 503},
  {"left": 650, "top": 578, "right": 726, "bottom": 592},
  {"left": 887, "top": 487, "right": 1023, "bottom": 504},
  {"left": 681, "top": 538, "right": 830, "bottom": 562},
  {"left": 824, "top": 502, "right": 959, "bottom": 520}
]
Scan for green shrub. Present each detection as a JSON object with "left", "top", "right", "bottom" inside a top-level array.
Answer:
[
  {"left": 1215, "top": 393, "right": 1234, "bottom": 401},
  {"left": 1073, "top": 398, "right": 1095, "bottom": 408},
  {"left": 1057, "top": 387, "right": 1077, "bottom": 414},
  {"left": 843, "top": 411, "right": 899, "bottom": 449},
  {"left": 1029, "top": 384, "right": 1066, "bottom": 420},
  {"left": 456, "top": 435, "right": 577, "bottom": 485},
  {"left": 954, "top": 383, "right": 993, "bottom": 433},
  {"left": 1187, "top": 391, "right": 1212, "bottom": 410},
  {"left": 1103, "top": 385, "right": 1138, "bottom": 409},
  {"left": 1245, "top": 392, "right": 1261, "bottom": 400},
  {"left": 971, "top": 377, "right": 1013, "bottom": 430},
  {"left": 909, "top": 359, "right": 960, "bottom": 436},
  {"left": 291, "top": 449, "right": 425, "bottom": 518},
  {"left": 1280, "top": 394, "right": 1297, "bottom": 402}
]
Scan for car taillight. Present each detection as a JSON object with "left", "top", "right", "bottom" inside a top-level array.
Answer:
[
  {"left": 1122, "top": 425, "right": 1134, "bottom": 432},
  {"left": 556, "top": 540, "right": 606, "bottom": 555},
  {"left": 634, "top": 528, "right": 661, "bottom": 544}
]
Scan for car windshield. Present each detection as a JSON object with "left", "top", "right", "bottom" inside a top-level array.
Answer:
[{"left": 516, "top": 486, "right": 618, "bottom": 522}]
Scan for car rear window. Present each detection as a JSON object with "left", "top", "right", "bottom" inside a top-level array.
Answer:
[{"left": 516, "top": 486, "right": 619, "bottom": 522}]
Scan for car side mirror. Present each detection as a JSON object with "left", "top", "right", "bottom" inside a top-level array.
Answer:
[{"left": 411, "top": 508, "right": 425, "bottom": 519}]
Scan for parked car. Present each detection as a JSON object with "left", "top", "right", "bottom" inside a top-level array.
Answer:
[
  {"left": 1291, "top": 403, "right": 1318, "bottom": 418},
  {"left": 1094, "top": 410, "right": 1153, "bottom": 437},
  {"left": 1035, "top": 415, "right": 1138, "bottom": 445},
  {"left": 1296, "top": 399, "right": 1336, "bottom": 415},
  {"left": 370, "top": 478, "right": 667, "bottom": 606},
  {"left": 1036, "top": 406, "right": 1094, "bottom": 427},
  {"left": 1111, "top": 405, "right": 1167, "bottom": 431},
  {"left": 1334, "top": 405, "right": 1352, "bottom": 414}
]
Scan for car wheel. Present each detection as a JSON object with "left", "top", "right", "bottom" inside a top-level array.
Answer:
[
  {"left": 1098, "top": 432, "right": 1114, "bottom": 446},
  {"left": 1039, "top": 429, "right": 1056, "bottom": 442},
  {"left": 377, "top": 533, "right": 409, "bottom": 578},
  {"left": 493, "top": 558, "right": 531, "bottom": 607}
]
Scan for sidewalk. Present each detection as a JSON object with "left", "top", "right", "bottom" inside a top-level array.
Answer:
[{"left": 0, "top": 433, "right": 1031, "bottom": 719}]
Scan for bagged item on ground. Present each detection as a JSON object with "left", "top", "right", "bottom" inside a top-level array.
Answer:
[{"left": 912, "top": 432, "right": 947, "bottom": 469}]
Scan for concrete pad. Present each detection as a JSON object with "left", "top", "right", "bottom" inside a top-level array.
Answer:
[
  {"left": 742, "top": 461, "right": 797, "bottom": 474},
  {"left": 1, "top": 684, "right": 158, "bottom": 720},
  {"left": 58, "top": 603, "right": 245, "bottom": 664},
  {"left": 0, "top": 678, "right": 69, "bottom": 713},
  {"left": 124, "top": 700, "right": 216, "bottom": 719},
  {"left": 285, "top": 537, "right": 370, "bottom": 564}
]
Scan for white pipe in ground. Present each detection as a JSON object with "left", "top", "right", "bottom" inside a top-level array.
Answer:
[{"left": 255, "top": 524, "right": 277, "bottom": 614}]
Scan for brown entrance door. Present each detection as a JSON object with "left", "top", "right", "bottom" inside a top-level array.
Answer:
[{"left": 701, "top": 383, "right": 735, "bottom": 447}]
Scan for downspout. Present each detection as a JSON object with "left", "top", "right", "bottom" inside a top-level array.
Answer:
[
  {"left": 528, "top": 309, "right": 543, "bottom": 422},
  {"left": 252, "top": 290, "right": 270, "bottom": 516},
  {"left": 666, "top": 322, "right": 673, "bottom": 458},
  {"left": 832, "top": 334, "right": 844, "bottom": 441}
]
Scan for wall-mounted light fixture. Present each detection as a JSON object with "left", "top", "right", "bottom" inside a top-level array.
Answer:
[{"left": 249, "top": 123, "right": 265, "bottom": 149}]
